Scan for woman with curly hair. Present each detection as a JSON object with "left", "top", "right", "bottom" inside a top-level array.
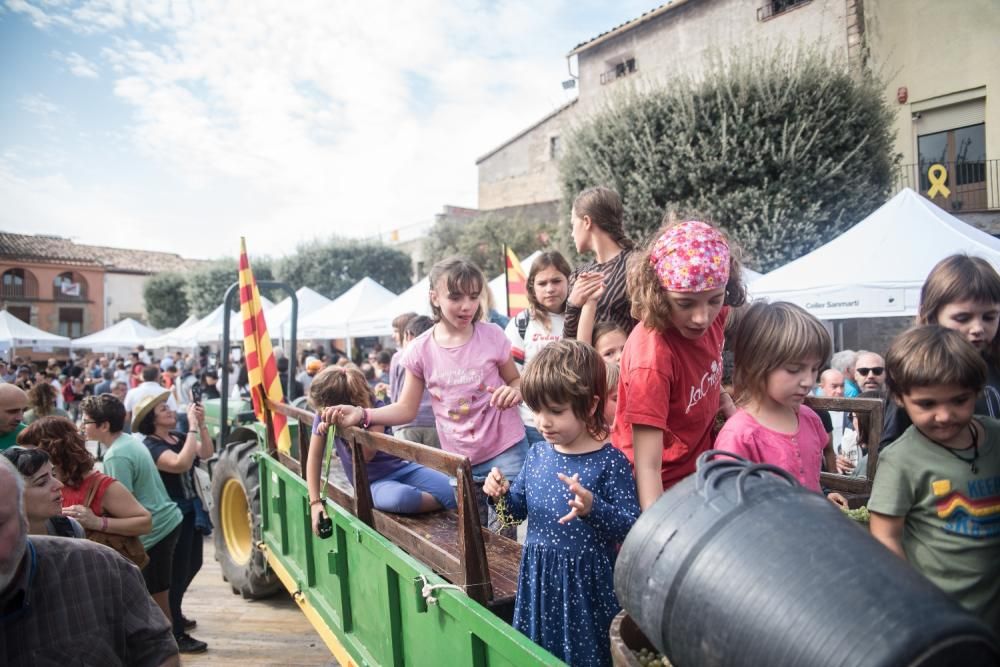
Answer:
[
  {"left": 16, "top": 416, "right": 151, "bottom": 537},
  {"left": 23, "top": 382, "right": 70, "bottom": 424}
]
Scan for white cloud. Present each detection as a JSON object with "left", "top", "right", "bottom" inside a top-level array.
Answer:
[
  {"left": 60, "top": 50, "right": 100, "bottom": 78},
  {"left": 4, "top": 0, "right": 650, "bottom": 259},
  {"left": 18, "top": 92, "right": 59, "bottom": 115}
]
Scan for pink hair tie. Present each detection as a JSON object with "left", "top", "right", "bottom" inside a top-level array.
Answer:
[{"left": 649, "top": 221, "right": 730, "bottom": 293}]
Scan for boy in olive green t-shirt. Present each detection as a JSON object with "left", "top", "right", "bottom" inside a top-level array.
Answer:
[{"left": 870, "top": 327, "right": 999, "bottom": 634}]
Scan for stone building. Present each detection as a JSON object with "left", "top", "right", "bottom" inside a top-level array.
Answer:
[
  {"left": 477, "top": 0, "right": 999, "bottom": 228},
  {"left": 0, "top": 232, "right": 203, "bottom": 337}
]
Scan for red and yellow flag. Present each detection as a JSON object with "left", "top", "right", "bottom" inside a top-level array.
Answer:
[
  {"left": 239, "top": 238, "right": 292, "bottom": 454},
  {"left": 505, "top": 246, "right": 529, "bottom": 318}
]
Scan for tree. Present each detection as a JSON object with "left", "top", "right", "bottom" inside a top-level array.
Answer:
[
  {"left": 184, "top": 259, "right": 275, "bottom": 317},
  {"left": 424, "top": 213, "right": 556, "bottom": 278},
  {"left": 559, "top": 48, "right": 898, "bottom": 271},
  {"left": 143, "top": 272, "right": 189, "bottom": 328},
  {"left": 275, "top": 239, "right": 413, "bottom": 299}
]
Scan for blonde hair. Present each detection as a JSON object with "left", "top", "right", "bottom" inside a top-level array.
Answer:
[
  {"left": 918, "top": 254, "right": 1000, "bottom": 363},
  {"left": 605, "top": 361, "right": 620, "bottom": 392},
  {"left": 428, "top": 257, "right": 485, "bottom": 323},
  {"left": 886, "top": 325, "right": 986, "bottom": 397},
  {"left": 731, "top": 301, "right": 832, "bottom": 405},
  {"left": 627, "top": 216, "right": 747, "bottom": 333},
  {"left": 521, "top": 340, "right": 608, "bottom": 440},
  {"left": 308, "top": 366, "right": 374, "bottom": 411}
]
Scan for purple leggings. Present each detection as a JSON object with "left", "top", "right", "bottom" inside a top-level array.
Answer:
[{"left": 371, "top": 462, "right": 457, "bottom": 514}]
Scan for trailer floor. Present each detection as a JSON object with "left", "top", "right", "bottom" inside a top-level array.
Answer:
[{"left": 180, "top": 538, "right": 338, "bottom": 666}]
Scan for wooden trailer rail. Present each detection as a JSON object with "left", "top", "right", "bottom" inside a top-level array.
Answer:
[
  {"left": 264, "top": 398, "right": 521, "bottom": 611},
  {"left": 806, "top": 396, "right": 883, "bottom": 500}
]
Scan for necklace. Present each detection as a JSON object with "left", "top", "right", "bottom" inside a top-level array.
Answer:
[{"left": 928, "top": 423, "right": 980, "bottom": 474}]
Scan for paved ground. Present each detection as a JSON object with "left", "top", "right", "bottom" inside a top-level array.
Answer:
[{"left": 180, "top": 538, "right": 337, "bottom": 666}]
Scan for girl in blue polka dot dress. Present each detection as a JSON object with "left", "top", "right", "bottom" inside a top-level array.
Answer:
[{"left": 483, "top": 340, "right": 640, "bottom": 666}]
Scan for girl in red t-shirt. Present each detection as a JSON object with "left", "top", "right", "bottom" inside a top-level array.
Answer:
[{"left": 613, "top": 219, "right": 747, "bottom": 509}]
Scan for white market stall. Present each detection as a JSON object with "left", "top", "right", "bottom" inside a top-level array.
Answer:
[
  {"left": 0, "top": 310, "right": 71, "bottom": 355},
  {"left": 70, "top": 317, "right": 162, "bottom": 353},
  {"left": 299, "top": 278, "right": 398, "bottom": 349},
  {"left": 749, "top": 188, "right": 1000, "bottom": 320},
  {"left": 266, "top": 286, "right": 333, "bottom": 341},
  {"left": 145, "top": 315, "right": 199, "bottom": 350},
  {"left": 346, "top": 251, "right": 544, "bottom": 338}
]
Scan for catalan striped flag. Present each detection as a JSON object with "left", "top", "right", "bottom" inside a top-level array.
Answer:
[
  {"left": 238, "top": 238, "right": 292, "bottom": 454},
  {"left": 505, "top": 246, "right": 529, "bottom": 318}
]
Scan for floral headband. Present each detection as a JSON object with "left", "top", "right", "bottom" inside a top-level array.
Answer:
[{"left": 649, "top": 220, "right": 730, "bottom": 293}]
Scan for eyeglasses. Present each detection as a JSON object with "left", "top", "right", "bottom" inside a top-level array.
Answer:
[{"left": 857, "top": 367, "right": 884, "bottom": 377}]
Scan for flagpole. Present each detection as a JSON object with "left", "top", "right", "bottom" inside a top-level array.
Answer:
[{"left": 504, "top": 244, "right": 511, "bottom": 319}]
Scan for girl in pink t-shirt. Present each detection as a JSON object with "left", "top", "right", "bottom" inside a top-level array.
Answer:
[
  {"left": 715, "top": 301, "right": 831, "bottom": 492},
  {"left": 614, "top": 219, "right": 747, "bottom": 510},
  {"left": 323, "top": 257, "right": 528, "bottom": 534}
]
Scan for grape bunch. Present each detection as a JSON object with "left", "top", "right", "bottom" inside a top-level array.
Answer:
[
  {"left": 840, "top": 505, "right": 871, "bottom": 523},
  {"left": 493, "top": 487, "right": 523, "bottom": 530},
  {"left": 631, "top": 647, "right": 672, "bottom": 666}
]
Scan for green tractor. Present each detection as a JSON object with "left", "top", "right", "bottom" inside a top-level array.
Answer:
[{"left": 203, "top": 280, "right": 300, "bottom": 601}]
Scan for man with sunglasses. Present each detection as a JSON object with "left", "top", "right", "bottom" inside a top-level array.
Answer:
[
  {"left": 0, "top": 456, "right": 180, "bottom": 665},
  {"left": 854, "top": 351, "right": 886, "bottom": 393},
  {"left": 0, "top": 384, "right": 28, "bottom": 451}
]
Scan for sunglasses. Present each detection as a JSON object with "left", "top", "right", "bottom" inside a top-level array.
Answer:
[{"left": 857, "top": 367, "right": 884, "bottom": 377}]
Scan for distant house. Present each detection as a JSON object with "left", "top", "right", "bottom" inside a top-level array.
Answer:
[{"left": 0, "top": 232, "right": 204, "bottom": 337}]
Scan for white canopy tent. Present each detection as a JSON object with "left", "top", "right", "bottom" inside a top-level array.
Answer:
[
  {"left": 71, "top": 317, "right": 162, "bottom": 352},
  {"left": 299, "top": 278, "right": 398, "bottom": 341},
  {"left": 267, "top": 287, "right": 333, "bottom": 340},
  {"left": 0, "top": 310, "right": 71, "bottom": 353},
  {"left": 160, "top": 295, "right": 276, "bottom": 348},
  {"left": 145, "top": 315, "right": 199, "bottom": 350},
  {"left": 345, "top": 251, "right": 544, "bottom": 338},
  {"left": 749, "top": 188, "right": 1000, "bottom": 320}
]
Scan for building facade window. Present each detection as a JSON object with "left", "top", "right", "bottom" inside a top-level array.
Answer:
[
  {"left": 757, "top": 0, "right": 811, "bottom": 21},
  {"left": 918, "top": 123, "right": 987, "bottom": 209},
  {"left": 58, "top": 307, "right": 84, "bottom": 338},
  {"left": 53, "top": 271, "right": 88, "bottom": 301},
  {"left": 600, "top": 57, "right": 637, "bottom": 85},
  {"left": 2, "top": 268, "right": 38, "bottom": 299},
  {"left": 8, "top": 306, "right": 31, "bottom": 324},
  {"left": 549, "top": 135, "right": 562, "bottom": 160}
]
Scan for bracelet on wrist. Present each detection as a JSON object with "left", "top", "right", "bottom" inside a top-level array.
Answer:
[
  {"left": 309, "top": 498, "right": 323, "bottom": 507},
  {"left": 100, "top": 516, "right": 108, "bottom": 531},
  {"left": 360, "top": 407, "right": 372, "bottom": 429}
]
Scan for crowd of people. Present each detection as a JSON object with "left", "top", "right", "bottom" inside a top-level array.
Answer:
[{"left": 1, "top": 186, "right": 998, "bottom": 664}]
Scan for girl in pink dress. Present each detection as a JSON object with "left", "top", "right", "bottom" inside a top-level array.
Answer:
[{"left": 715, "top": 301, "right": 831, "bottom": 491}]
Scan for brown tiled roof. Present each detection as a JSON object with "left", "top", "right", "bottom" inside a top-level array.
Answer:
[
  {"left": 0, "top": 232, "right": 205, "bottom": 274},
  {"left": 567, "top": 1, "right": 695, "bottom": 57}
]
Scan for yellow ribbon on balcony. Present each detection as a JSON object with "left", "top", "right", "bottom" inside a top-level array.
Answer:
[{"left": 927, "top": 163, "right": 951, "bottom": 198}]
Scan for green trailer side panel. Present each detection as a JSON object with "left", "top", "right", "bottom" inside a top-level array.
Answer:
[{"left": 260, "top": 455, "right": 564, "bottom": 667}]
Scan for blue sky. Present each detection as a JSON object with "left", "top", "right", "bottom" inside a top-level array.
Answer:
[{"left": 0, "top": 1, "right": 655, "bottom": 260}]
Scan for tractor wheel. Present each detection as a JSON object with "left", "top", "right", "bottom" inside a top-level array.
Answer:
[{"left": 211, "top": 440, "right": 281, "bottom": 599}]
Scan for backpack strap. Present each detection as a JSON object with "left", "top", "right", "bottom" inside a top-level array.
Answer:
[{"left": 515, "top": 309, "right": 531, "bottom": 341}]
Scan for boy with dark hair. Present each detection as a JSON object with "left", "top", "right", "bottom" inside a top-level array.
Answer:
[{"left": 870, "top": 325, "right": 999, "bottom": 633}]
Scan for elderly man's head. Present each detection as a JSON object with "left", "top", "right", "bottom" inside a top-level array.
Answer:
[
  {"left": 0, "top": 456, "right": 29, "bottom": 591},
  {"left": 818, "top": 369, "right": 845, "bottom": 397},
  {"left": 855, "top": 351, "right": 886, "bottom": 392},
  {"left": 0, "top": 384, "right": 28, "bottom": 435}
]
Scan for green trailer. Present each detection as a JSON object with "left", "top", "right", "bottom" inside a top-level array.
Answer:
[{"left": 205, "top": 281, "right": 562, "bottom": 666}]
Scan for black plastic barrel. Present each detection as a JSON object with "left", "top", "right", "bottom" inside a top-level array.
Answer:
[{"left": 615, "top": 451, "right": 1000, "bottom": 667}]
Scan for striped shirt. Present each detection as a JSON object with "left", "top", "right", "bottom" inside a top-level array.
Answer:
[{"left": 563, "top": 248, "right": 638, "bottom": 340}]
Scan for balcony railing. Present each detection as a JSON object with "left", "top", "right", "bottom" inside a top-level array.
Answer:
[
  {"left": 0, "top": 282, "right": 39, "bottom": 300},
  {"left": 894, "top": 159, "right": 999, "bottom": 212}
]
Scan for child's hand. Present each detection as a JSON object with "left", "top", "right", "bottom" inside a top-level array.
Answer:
[
  {"left": 322, "top": 405, "right": 363, "bottom": 427},
  {"left": 482, "top": 467, "right": 509, "bottom": 498},
  {"left": 835, "top": 455, "right": 855, "bottom": 475},
  {"left": 568, "top": 272, "right": 605, "bottom": 308},
  {"left": 827, "top": 492, "right": 848, "bottom": 508},
  {"left": 310, "top": 503, "right": 331, "bottom": 536},
  {"left": 487, "top": 385, "right": 521, "bottom": 410},
  {"left": 556, "top": 472, "right": 593, "bottom": 524}
]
